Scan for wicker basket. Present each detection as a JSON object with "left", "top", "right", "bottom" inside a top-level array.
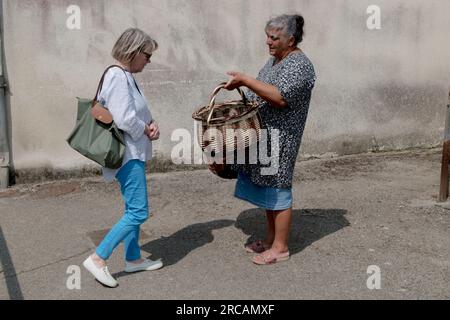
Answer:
[
  {"left": 192, "top": 83, "right": 262, "bottom": 178},
  {"left": 193, "top": 83, "right": 262, "bottom": 152}
]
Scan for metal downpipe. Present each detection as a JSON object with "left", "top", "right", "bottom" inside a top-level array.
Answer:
[{"left": 0, "top": 0, "right": 10, "bottom": 189}]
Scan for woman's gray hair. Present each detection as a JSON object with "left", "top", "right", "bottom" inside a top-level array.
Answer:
[
  {"left": 265, "top": 14, "right": 305, "bottom": 46},
  {"left": 111, "top": 28, "right": 158, "bottom": 65}
]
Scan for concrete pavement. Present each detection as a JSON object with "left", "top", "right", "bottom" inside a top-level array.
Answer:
[{"left": 0, "top": 149, "right": 449, "bottom": 300}]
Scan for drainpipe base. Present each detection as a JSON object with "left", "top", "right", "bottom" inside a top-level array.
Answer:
[{"left": 0, "top": 167, "right": 8, "bottom": 189}]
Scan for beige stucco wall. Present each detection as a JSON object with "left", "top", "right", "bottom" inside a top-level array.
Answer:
[{"left": 3, "top": 0, "right": 450, "bottom": 169}]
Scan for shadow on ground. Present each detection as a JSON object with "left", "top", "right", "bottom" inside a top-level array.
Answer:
[
  {"left": 235, "top": 208, "right": 350, "bottom": 255},
  {"left": 111, "top": 209, "right": 348, "bottom": 279},
  {"left": 0, "top": 226, "right": 24, "bottom": 300},
  {"left": 112, "top": 219, "right": 234, "bottom": 279}
]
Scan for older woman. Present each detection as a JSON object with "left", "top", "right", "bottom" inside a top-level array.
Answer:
[
  {"left": 83, "top": 28, "right": 162, "bottom": 287},
  {"left": 225, "top": 14, "right": 316, "bottom": 265}
]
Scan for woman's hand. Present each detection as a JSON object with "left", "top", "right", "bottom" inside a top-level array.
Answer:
[
  {"left": 224, "top": 71, "right": 249, "bottom": 90},
  {"left": 226, "top": 71, "right": 288, "bottom": 109},
  {"left": 145, "top": 121, "right": 160, "bottom": 141}
]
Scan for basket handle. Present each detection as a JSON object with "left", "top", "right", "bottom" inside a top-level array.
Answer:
[{"left": 206, "top": 83, "right": 248, "bottom": 126}]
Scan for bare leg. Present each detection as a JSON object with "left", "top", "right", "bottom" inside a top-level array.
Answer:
[
  {"left": 251, "top": 207, "right": 293, "bottom": 264},
  {"left": 270, "top": 207, "right": 292, "bottom": 254},
  {"left": 91, "top": 253, "right": 106, "bottom": 268},
  {"left": 265, "top": 210, "right": 276, "bottom": 246},
  {"left": 127, "top": 258, "right": 145, "bottom": 264}
]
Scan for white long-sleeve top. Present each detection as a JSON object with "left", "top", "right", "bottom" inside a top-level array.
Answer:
[{"left": 97, "top": 67, "right": 153, "bottom": 182}]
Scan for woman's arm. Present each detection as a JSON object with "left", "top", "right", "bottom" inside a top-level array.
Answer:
[{"left": 224, "top": 71, "right": 288, "bottom": 109}]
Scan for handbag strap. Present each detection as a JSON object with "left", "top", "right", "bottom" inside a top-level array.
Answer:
[
  {"left": 132, "top": 77, "right": 142, "bottom": 96},
  {"left": 91, "top": 65, "right": 132, "bottom": 108}
]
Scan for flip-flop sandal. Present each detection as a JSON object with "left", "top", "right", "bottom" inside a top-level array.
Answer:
[
  {"left": 245, "top": 240, "right": 271, "bottom": 254},
  {"left": 252, "top": 251, "right": 290, "bottom": 265}
]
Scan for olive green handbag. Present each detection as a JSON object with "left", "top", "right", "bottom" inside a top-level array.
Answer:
[{"left": 66, "top": 66, "right": 127, "bottom": 169}]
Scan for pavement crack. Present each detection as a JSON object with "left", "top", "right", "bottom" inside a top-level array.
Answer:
[{"left": 1, "top": 248, "right": 92, "bottom": 279}]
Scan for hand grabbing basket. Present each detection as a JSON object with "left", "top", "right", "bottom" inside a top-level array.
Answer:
[{"left": 192, "top": 83, "right": 262, "bottom": 178}]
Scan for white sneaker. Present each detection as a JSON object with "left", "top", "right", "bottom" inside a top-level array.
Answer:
[
  {"left": 124, "top": 258, "right": 163, "bottom": 273},
  {"left": 83, "top": 256, "right": 118, "bottom": 288}
]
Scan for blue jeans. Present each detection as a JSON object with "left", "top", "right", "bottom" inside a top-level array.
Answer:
[{"left": 96, "top": 160, "right": 149, "bottom": 262}]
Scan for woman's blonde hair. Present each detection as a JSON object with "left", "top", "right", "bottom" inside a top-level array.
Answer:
[{"left": 111, "top": 28, "right": 158, "bottom": 65}]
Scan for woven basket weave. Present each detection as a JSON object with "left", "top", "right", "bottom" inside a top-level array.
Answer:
[
  {"left": 192, "top": 83, "right": 261, "bottom": 153},
  {"left": 192, "top": 83, "right": 262, "bottom": 178}
]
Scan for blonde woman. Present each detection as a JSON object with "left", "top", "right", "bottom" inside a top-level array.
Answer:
[{"left": 83, "top": 28, "right": 162, "bottom": 288}]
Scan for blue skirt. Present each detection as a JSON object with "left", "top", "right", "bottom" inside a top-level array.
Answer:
[{"left": 234, "top": 173, "right": 293, "bottom": 210}]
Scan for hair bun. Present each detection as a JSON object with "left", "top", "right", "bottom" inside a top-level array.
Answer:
[
  {"left": 293, "top": 14, "right": 304, "bottom": 44},
  {"left": 296, "top": 15, "right": 304, "bottom": 28}
]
